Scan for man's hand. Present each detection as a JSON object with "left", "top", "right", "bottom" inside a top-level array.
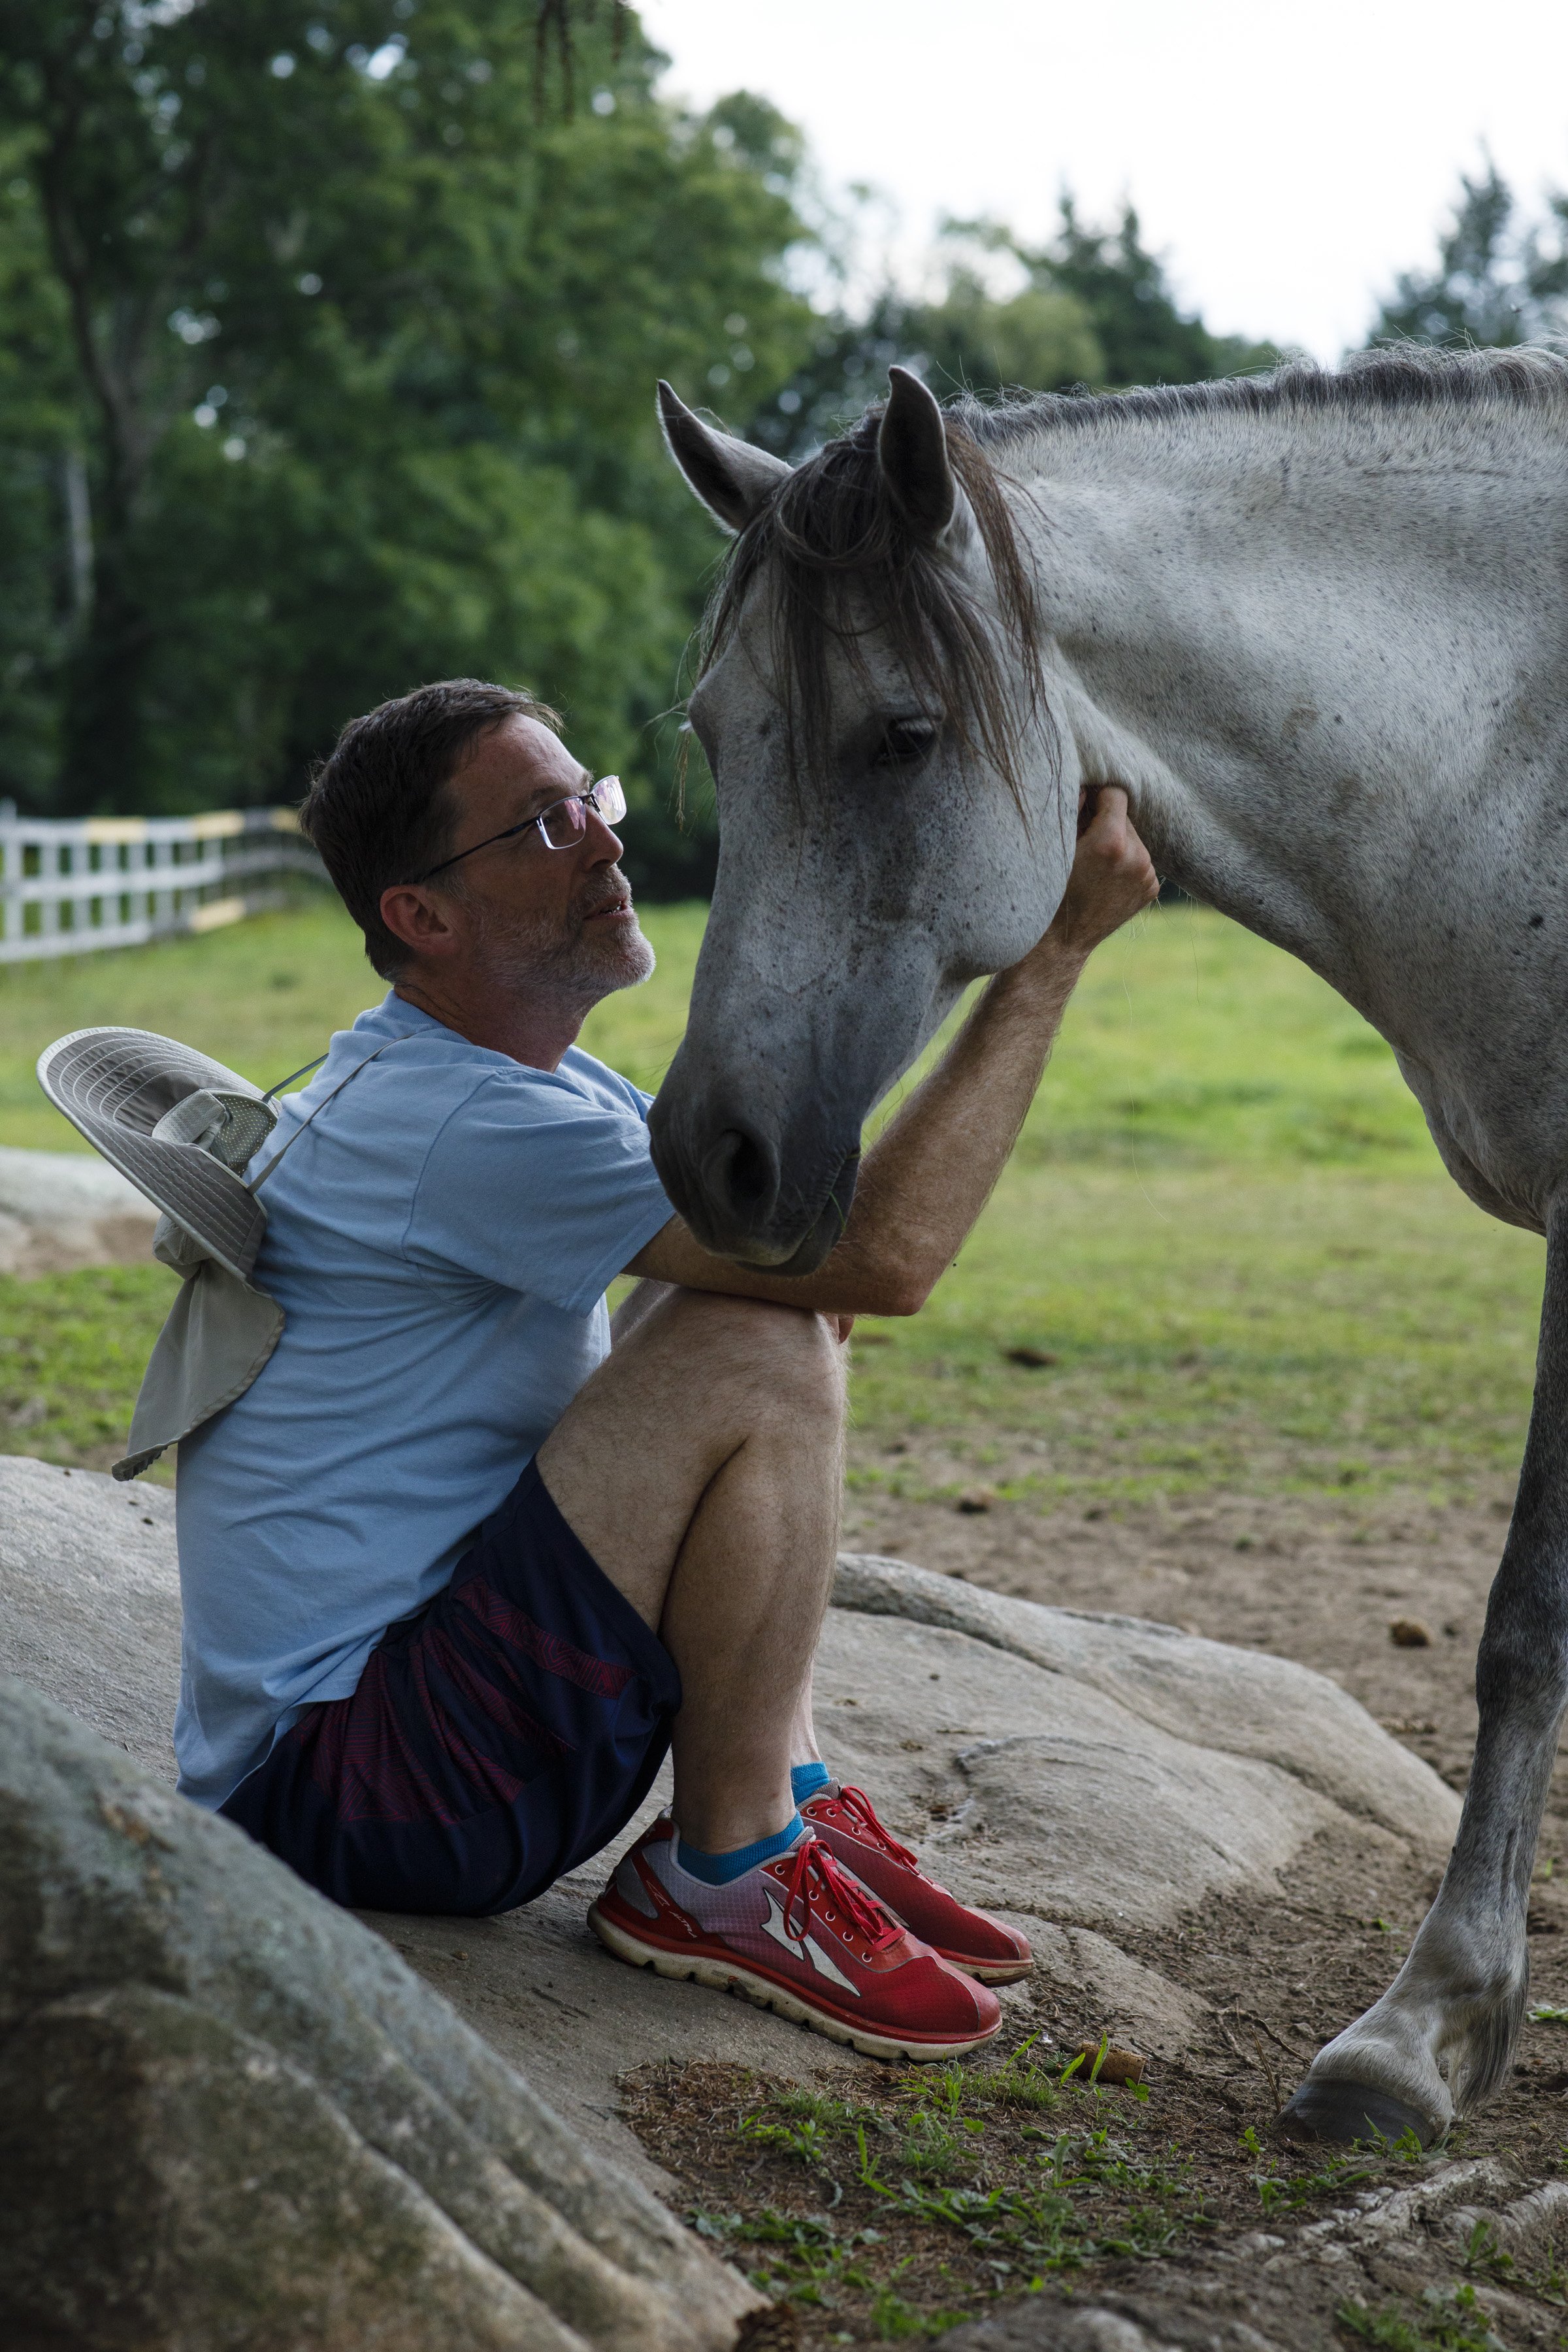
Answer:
[{"left": 1019, "top": 785, "right": 1159, "bottom": 971}]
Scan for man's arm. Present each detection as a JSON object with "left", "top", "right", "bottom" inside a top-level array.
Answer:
[{"left": 625, "top": 788, "right": 1158, "bottom": 1318}]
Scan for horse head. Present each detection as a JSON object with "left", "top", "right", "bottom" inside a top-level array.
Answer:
[{"left": 651, "top": 369, "right": 1075, "bottom": 1271}]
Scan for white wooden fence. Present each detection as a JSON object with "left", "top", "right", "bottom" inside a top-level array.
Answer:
[{"left": 0, "top": 803, "right": 325, "bottom": 963}]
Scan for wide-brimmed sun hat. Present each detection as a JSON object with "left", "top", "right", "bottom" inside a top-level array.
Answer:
[{"left": 37, "top": 1028, "right": 277, "bottom": 1282}]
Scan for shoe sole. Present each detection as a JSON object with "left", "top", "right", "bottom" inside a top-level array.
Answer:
[
  {"left": 936, "top": 1950, "right": 1035, "bottom": 1986},
  {"left": 587, "top": 1903, "right": 1001, "bottom": 2063}
]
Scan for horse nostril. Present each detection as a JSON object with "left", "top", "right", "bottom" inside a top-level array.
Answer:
[{"left": 706, "top": 1125, "right": 778, "bottom": 1220}]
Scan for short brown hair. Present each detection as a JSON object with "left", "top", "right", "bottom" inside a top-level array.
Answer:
[{"left": 301, "top": 679, "right": 562, "bottom": 977}]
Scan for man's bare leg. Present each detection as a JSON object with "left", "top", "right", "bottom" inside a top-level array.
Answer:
[
  {"left": 549, "top": 1284, "right": 1014, "bottom": 2055},
  {"left": 534, "top": 1284, "right": 843, "bottom": 1854}
]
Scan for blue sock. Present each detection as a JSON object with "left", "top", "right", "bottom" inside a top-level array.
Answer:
[
  {"left": 676, "top": 1814, "right": 804, "bottom": 1885},
  {"left": 791, "top": 1760, "right": 831, "bottom": 1804}
]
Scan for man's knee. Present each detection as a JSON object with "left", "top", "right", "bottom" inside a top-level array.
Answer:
[{"left": 662, "top": 1289, "right": 847, "bottom": 1433}]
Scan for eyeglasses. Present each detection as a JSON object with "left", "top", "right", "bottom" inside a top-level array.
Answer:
[{"left": 407, "top": 776, "right": 627, "bottom": 884}]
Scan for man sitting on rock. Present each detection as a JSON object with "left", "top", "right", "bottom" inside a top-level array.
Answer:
[{"left": 184, "top": 677, "right": 1156, "bottom": 2060}]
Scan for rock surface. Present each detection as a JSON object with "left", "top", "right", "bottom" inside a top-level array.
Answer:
[
  {"left": 0, "top": 1676, "right": 761, "bottom": 2351},
  {"left": 0, "top": 1459, "right": 1461, "bottom": 2189},
  {"left": 0, "top": 1455, "right": 178, "bottom": 1777},
  {"left": 0, "top": 1142, "right": 158, "bottom": 1274},
  {"left": 832, "top": 1552, "right": 1458, "bottom": 1850}
]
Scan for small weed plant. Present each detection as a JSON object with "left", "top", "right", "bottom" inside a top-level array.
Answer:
[
  {"left": 689, "top": 2207, "right": 968, "bottom": 2338},
  {"left": 726, "top": 2036, "right": 1205, "bottom": 2304},
  {"left": 1456, "top": 2216, "right": 1514, "bottom": 2281},
  {"left": 721, "top": 2044, "right": 1445, "bottom": 2323},
  {"left": 647, "top": 2042, "right": 1462, "bottom": 2343},
  {"left": 1239, "top": 2121, "right": 1426, "bottom": 2219},
  {"left": 1337, "top": 2281, "right": 1505, "bottom": 2351}
]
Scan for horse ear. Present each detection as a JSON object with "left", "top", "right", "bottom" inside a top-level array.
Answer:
[
  {"left": 657, "top": 381, "right": 790, "bottom": 533},
  {"left": 878, "top": 366, "right": 956, "bottom": 539}
]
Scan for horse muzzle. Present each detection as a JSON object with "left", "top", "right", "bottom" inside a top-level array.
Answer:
[{"left": 648, "top": 1088, "right": 861, "bottom": 1275}]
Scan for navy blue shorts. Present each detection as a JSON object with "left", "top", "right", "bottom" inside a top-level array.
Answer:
[{"left": 219, "top": 1460, "right": 681, "bottom": 1917}]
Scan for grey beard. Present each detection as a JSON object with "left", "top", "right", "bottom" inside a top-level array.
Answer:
[{"left": 470, "top": 896, "right": 655, "bottom": 1006}]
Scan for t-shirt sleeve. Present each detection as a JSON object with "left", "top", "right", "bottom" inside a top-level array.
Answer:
[
  {"left": 405, "top": 1071, "right": 674, "bottom": 1314},
  {"left": 561, "top": 1047, "right": 655, "bottom": 1124}
]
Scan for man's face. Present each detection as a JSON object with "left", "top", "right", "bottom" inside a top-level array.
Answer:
[{"left": 432, "top": 715, "right": 655, "bottom": 1001}]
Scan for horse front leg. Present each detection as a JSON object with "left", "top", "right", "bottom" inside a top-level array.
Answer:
[{"left": 1280, "top": 1200, "right": 1568, "bottom": 2146}]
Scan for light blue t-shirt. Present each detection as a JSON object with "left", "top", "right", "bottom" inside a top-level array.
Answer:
[{"left": 172, "top": 991, "right": 674, "bottom": 1810}]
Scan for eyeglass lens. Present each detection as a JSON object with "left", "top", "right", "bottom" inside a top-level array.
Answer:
[{"left": 538, "top": 776, "right": 626, "bottom": 848}]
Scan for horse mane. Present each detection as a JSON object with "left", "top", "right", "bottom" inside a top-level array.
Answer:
[
  {"left": 698, "top": 344, "right": 1568, "bottom": 794},
  {"left": 953, "top": 340, "right": 1568, "bottom": 447},
  {"left": 700, "top": 405, "right": 1048, "bottom": 802}
]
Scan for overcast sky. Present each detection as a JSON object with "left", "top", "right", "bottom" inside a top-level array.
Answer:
[{"left": 638, "top": 0, "right": 1568, "bottom": 360}]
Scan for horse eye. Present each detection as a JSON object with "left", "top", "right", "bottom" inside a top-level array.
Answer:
[{"left": 876, "top": 719, "right": 937, "bottom": 768}]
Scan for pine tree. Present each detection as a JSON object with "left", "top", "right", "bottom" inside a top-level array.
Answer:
[{"left": 1370, "top": 162, "right": 1568, "bottom": 350}]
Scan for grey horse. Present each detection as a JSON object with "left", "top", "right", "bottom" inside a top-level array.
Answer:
[{"left": 649, "top": 348, "right": 1568, "bottom": 2147}]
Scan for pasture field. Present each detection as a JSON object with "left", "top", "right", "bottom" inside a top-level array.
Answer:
[{"left": 0, "top": 894, "right": 1543, "bottom": 1505}]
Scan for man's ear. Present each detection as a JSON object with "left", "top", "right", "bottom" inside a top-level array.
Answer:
[
  {"left": 658, "top": 380, "right": 791, "bottom": 533},
  {"left": 378, "top": 881, "right": 459, "bottom": 965}
]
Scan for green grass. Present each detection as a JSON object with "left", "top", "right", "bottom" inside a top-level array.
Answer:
[
  {"left": 844, "top": 906, "right": 1541, "bottom": 1507},
  {"left": 0, "top": 1264, "right": 178, "bottom": 1473},
  {"left": 700, "top": 2041, "right": 1209, "bottom": 2314},
  {"left": 1337, "top": 2283, "right": 1505, "bottom": 2351},
  {"left": 843, "top": 1160, "right": 1540, "bottom": 1507},
  {"left": 0, "top": 894, "right": 1544, "bottom": 1503},
  {"left": 679, "top": 2046, "right": 1445, "bottom": 2334}
]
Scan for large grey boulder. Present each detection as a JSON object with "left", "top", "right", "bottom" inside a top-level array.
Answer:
[
  {"left": 0, "top": 1143, "right": 157, "bottom": 1274},
  {"left": 0, "top": 1676, "right": 762, "bottom": 2351},
  {"left": 0, "top": 1456, "right": 1462, "bottom": 2165},
  {"left": 832, "top": 1551, "right": 1456, "bottom": 1850},
  {"left": 0, "top": 1455, "right": 178, "bottom": 1777}
]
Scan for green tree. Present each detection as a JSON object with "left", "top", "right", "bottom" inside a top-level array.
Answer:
[
  {"left": 745, "top": 288, "right": 915, "bottom": 459},
  {"left": 0, "top": 133, "right": 80, "bottom": 804},
  {"left": 1369, "top": 161, "right": 1568, "bottom": 350},
  {"left": 1037, "top": 197, "right": 1277, "bottom": 387},
  {"left": 750, "top": 194, "right": 1280, "bottom": 462},
  {"left": 911, "top": 233, "right": 1105, "bottom": 401},
  {"left": 0, "top": 2, "right": 815, "bottom": 899}
]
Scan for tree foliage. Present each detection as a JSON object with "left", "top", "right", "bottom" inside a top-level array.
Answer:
[
  {"left": 993, "top": 199, "right": 1279, "bottom": 392},
  {"left": 749, "top": 197, "right": 1281, "bottom": 463},
  {"left": 0, "top": 0, "right": 814, "bottom": 894},
  {"left": 0, "top": 7, "right": 1286, "bottom": 892},
  {"left": 1369, "top": 161, "right": 1568, "bottom": 352}
]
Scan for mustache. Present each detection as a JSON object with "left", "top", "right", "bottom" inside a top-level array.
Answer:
[{"left": 574, "top": 868, "right": 633, "bottom": 923}]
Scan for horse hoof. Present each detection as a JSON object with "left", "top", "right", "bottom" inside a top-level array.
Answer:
[{"left": 1275, "top": 2077, "right": 1437, "bottom": 2148}]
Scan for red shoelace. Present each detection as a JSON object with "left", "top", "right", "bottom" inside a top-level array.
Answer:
[
  {"left": 781, "top": 1835, "right": 902, "bottom": 1953},
  {"left": 832, "top": 1784, "right": 921, "bottom": 1871}
]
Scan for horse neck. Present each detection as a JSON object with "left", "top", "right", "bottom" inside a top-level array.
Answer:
[{"left": 1003, "top": 395, "right": 1568, "bottom": 998}]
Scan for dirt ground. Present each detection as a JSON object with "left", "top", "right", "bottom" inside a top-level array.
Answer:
[{"left": 622, "top": 1463, "right": 1568, "bottom": 2346}]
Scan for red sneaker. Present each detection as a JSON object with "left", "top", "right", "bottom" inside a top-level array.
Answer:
[
  {"left": 802, "top": 1782, "right": 1033, "bottom": 1984},
  {"left": 588, "top": 1820, "right": 1002, "bottom": 2061}
]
